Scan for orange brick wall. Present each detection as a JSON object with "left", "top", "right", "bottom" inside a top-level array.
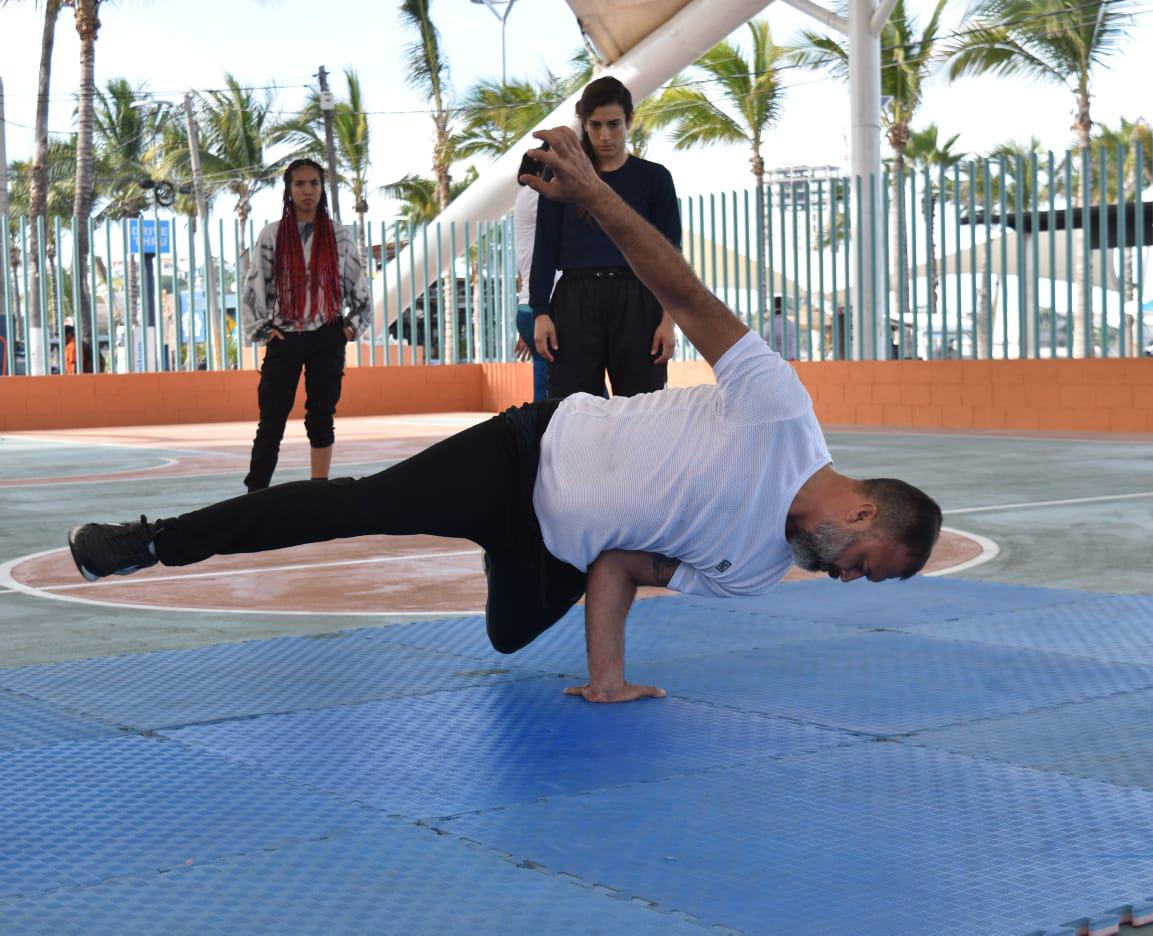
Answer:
[
  {"left": 1, "top": 359, "right": 1149, "bottom": 433},
  {"left": 669, "top": 358, "right": 1153, "bottom": 433}
]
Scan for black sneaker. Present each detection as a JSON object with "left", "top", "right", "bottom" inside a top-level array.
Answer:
[{"left": 68, "top": 516, "right": 159, "bottom": 582}]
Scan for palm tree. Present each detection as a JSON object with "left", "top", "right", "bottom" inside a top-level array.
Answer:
[
  {"left": 4, "top": 0, "right": 64, "bottom": 374},
  {"left": 8, "top": 137, "right": 78, "bottom": 353},
  {"left": 399, "top": 0, "right": 453, "bottom": 212},
  {"left": 92, "top": 79, "right": 170, "bottom": 221},
  {"left": 643, "top": 19, "right": 787, "bottom": 322},
  {"left": 904, "top": 123, "right": 965, "bottom": 335},
  {"left": 796, "top": 0, "right": 948, "bottom": 334},
  {"left": 452, "top": 50, "right": 613, "bottom": 161},
  {"left": 191, "top": 75, "right": 282, "bottom": 256},
  {"left": 381, "top": 167, "right": 478, "bottom": 227},
  {"left": 954, "top": 139, "right": 1054, "bottom": 357},
  {"left": 453, "top": 75, "right": 565, "bottom": 161},
  {"left": 945, "top": 0, "right": 1133, "bottom": 354},
  {"left": 648, "top": 20, "right": 787, "bottom": 190},
  {"left": 67, "top": 0, "right": 101, "bottom": 369},
  {"left": 1092, "top": 118, "right": 1153, "bottom": 352},
  {"left": 274, "top": 69, "right": 373, "bottom": 242},
  {"left": 8, "top": 140, "right": 79, "bottom": 222}
]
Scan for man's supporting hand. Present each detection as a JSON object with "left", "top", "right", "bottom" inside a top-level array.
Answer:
[
  {"left": 565, "top": 550, "right": 677, "bottom": 704},
  {"left": 564, "top": 682, "right": 666, "bottom": 703}
]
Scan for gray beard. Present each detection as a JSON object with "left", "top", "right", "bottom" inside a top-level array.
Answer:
[{"left": 789, "top": 522, "right": 858, "bottom": 573}]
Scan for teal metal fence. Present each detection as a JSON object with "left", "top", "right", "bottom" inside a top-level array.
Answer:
[{"left": 2, "top": 144, "right": 1149, "bottom": 376}]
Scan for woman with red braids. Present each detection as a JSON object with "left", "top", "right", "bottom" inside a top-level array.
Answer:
[{"left": 241, "top": 158, "right": 370, "bottom": 491}]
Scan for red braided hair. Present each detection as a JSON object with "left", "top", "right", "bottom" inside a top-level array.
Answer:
[{"left": 274, "top": 159, "right": 342, "bottom": 327}]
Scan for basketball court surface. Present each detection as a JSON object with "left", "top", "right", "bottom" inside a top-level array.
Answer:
[{"left": 2, "top": 415, "right": 1152, "bottom": 934}]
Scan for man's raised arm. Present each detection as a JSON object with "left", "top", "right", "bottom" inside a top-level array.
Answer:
[{"left": 521, "top": 128, "right": 748, "bottom": 367}]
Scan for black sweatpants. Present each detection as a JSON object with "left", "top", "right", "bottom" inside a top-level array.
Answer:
[
  {"left": 548, "top": 270, "right": 667, "bottom": 399},
  {"left": 245, "top": 320, "right": 348, "bottom": 492},
  {"left": 155, "top": 401, "right": 587, "bottom": 654}
]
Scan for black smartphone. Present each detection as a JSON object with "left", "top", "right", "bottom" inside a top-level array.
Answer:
[{"left": 517, "top": 140, "right": 550, "bottom": 185}]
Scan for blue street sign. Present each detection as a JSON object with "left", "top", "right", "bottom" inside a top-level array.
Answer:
[{"left": 128, "top": 219, "right": 171, "bottom": 254}]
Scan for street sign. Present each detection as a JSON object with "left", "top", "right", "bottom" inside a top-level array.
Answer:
[{"left": 128, "top": 219, "right": 172, "bottom": 254}]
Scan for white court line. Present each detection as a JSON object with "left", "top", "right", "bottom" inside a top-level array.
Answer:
[
  {"left": 0, "top": 547, "right": 483, "bottom": 616},
  {"left": 43, "top": 547, "right": 483, "bottom": 591},
  {"left": 945, "top": 490, "right": 1153, "bottom": 515},
  {"left": 0, "top": 456, "right": 180, "bottom": 488},
  {"left": 924, "top": 527, "right": 999, "bottom": 576}
]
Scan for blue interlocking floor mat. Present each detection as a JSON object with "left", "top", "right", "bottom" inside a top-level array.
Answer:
[
  {"left": 0, "top": 689, "right": 121, "bottom": 752},
  {"left": 4, "top": 577, "right": 1153, "bottom": 935}
]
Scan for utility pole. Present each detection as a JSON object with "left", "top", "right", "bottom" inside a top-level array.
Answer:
[
  {"left": 317, "top": 66, "right": 341, "bottom": 222},
  {"left": 0, "top": 78, "right": 9, "bottom": 219},
  {"left": 184, "top": 92, "right": 218, "bottom": 369}
]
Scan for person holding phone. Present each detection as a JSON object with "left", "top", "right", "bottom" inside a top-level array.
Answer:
[{"left": 529, "top": 77, "right": 681, "bottom": 398}]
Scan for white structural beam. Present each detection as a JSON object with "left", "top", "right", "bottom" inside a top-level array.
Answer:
[
  {"left": 870, "top": 0, "right": 900, "bottom": 36},
  {"left": 373, "top": 0, "right": 776, "bottom": 338},
  {"left": 780, "top": 0, "right": 847, "bottom": 34},
  {"left": 849, "top": 0, "right": 887, "bottom": 359}
]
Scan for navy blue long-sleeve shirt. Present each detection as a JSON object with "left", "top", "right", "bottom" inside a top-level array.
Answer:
[{"left": 529, "top": 154, "right": 681, "bottom": 316}]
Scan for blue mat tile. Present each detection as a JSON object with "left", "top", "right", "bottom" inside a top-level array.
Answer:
[
  {"left": 676, "top": 577, "right": 1094, "bottom": 628},
  {"left": 0, "top": 826, "right": 718, "bottom": 936},
  {"left": 352, "top": 596, "right": 846, "bottom": 672},
  {"left": 164, "top": 679, "right": 855, "bottom": 819},
  {"left": 0, "top": 634, "right": 546, "bottom": 730},
  {"left": 446, "top": 744, "right": 1153, "bottom": 935},
  {"left": 0, "top": 735, "right": 375, "bottom": 900},
  {"left": 914, "top": 687, "right": 1153, "bottom": 791},
  {"left": 651, "top": 631, "right": 1153, "bottom": 734},
  {"left": 0, "top": 690, "right": 120, "bottom": 752},
  {"left": 898, "top": 594, "right": 1153, "bottom": 665}
]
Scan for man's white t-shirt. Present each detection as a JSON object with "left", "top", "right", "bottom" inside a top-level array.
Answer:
[{"left": 534, "top": 330, "right": 832, "bottom": 597}]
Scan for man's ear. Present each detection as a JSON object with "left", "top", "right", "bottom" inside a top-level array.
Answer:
[{"left": 846, "top": 502, "right": 878, "bottom": 526}]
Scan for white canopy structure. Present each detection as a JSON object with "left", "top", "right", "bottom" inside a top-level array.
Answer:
[{"left": 374, "top": 0, "right": 895, "bottom": 360}]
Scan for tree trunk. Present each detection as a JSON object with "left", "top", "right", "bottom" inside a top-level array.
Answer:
[
  {"left": 752, "top": 149, "right": 766, "bottom": 340},
  {"left": 433, "top": 113, "right": 452, "bottom": 211},
  {"left": 71, "top": 0, "right": 101, "bottom": 372},
  {"left": 975, "top": 250, "right": 991, "bottom": 359},
  {"left": 923, "top": 180, "right": 938, "bottom": 353},
  {"left": 27, "top": 0, "right": 63, "bottom": 376},
  {"left": 1071, "top": 90, "right": 1093, "bottom": 357},
  {"left": 888, "top": 124, "right": 910, "bottom": 360}
]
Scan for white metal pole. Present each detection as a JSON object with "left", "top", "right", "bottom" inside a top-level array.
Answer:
[
  {"left": 849, "top": 0, "right": 885, "bottom": 360},
  {"left": 0, "top": 79, "right": 9, "bottom": 220},
  {"left": 184, "top": 93, "right": 218, "bottom": 369}
]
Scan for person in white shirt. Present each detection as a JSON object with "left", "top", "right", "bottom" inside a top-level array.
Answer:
[
  {"left": 68, "top": 127, "right": 942, "bottom": 705},
  {"left": 512, "top": 186, "right": 549, "bottom": 401}
]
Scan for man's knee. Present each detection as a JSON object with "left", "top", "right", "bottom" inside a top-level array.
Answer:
[{"left": 486, "top": 622, "right": 529, "bottom": 655}]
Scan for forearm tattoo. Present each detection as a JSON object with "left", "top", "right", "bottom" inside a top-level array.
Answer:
[{"left": 651, "top": 554, "right": 680, "bottom": 587}]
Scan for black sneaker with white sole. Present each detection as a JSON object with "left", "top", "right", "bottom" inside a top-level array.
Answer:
[{"left": 68, "top": 516, "right": 159, "bottom": 581}]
